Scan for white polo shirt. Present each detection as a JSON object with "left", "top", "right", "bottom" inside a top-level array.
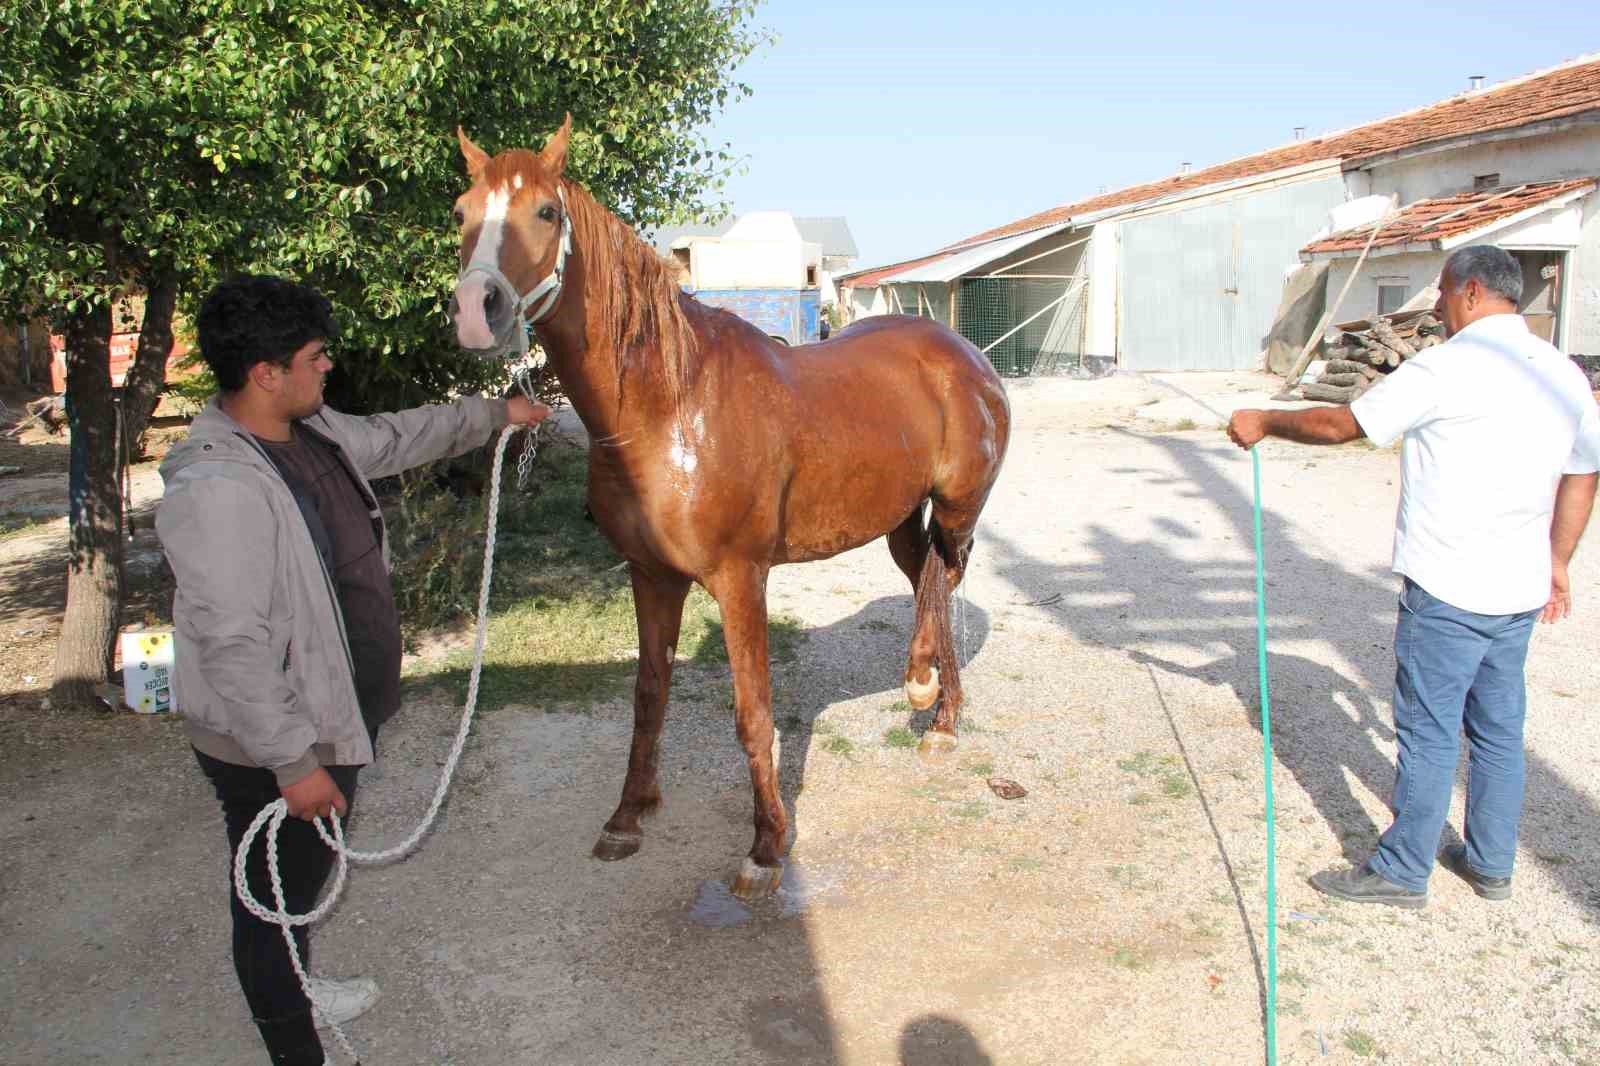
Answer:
[{"left": 1350, "top": 313, "right": 1600, "bottom": 616}]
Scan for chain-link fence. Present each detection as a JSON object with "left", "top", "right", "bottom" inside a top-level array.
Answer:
[{"left": 957, "top": 276, "right": 1087, "bottom": 376}]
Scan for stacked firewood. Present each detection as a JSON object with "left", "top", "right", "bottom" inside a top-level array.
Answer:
[{"left": 1302, "top": 310, "right": 1445, "bottom": 404}]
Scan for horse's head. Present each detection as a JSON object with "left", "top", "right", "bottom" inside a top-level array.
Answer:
[{"left": 450, "top": 115, "right": 574, "bottom": 354}]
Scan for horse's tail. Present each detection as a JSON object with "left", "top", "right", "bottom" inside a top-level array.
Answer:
[{"left": 910, "top": 521, "right": 962, "bottom": 717}]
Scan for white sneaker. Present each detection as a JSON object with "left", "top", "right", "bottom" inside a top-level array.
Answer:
[{"left": 306, "top": 976, "right": 380, "bottom": 1028}]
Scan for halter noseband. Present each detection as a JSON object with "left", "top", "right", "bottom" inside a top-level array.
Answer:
[{"left": 456, "top": 186, "right": 573, "bottom": 358}]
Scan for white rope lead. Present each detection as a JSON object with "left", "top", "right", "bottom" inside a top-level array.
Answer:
[{"left": 231, "top": 423, "right": 528, "bottom": 1064}]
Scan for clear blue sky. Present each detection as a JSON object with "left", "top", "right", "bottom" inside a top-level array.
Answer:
[{"left": 703, "top": 1, "right": 1600, "bottom": 269}]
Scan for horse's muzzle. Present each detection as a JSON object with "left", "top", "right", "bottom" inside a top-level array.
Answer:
[{"left": 451, "top": 268, "right": 521, "bottom": 356}]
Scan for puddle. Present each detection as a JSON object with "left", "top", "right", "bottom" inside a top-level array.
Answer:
[
  {"left": 688, "top": 878, "right": 751, "bottom": 928},
  {"left": 686, "top": 860, "right": 847, "bottom": 928}
]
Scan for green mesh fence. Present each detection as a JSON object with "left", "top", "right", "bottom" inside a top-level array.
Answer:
[{"left": 957, "top": 277, "right": 1087, "bottom": 376}]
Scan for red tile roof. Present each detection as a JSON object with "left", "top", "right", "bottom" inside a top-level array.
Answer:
[
  {"left": 1300, "top": 179, "right": 1597, "bottom": 256},
  {"left": 940, "top": 55, "right": 1600, "bottom": 254},
  {"left": 836, "top": 252, "right": 949, "bottom": 289}
]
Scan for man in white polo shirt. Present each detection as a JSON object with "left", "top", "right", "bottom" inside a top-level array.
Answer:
[{"left": 1228, "top": 244, "right": 1600, "bottom": 908}]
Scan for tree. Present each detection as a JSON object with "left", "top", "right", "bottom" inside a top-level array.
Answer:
[{"left": 0, "top": 0, "right": 765, "bottom": 709}]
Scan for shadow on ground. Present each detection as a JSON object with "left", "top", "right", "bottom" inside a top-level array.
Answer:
[{"left": 986, "top": 426, "right": 1600, "bottom": 927}]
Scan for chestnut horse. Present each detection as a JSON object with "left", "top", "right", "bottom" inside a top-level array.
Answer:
[{"left": 451, "top": 118, "right": 1010, "bottom": 899}]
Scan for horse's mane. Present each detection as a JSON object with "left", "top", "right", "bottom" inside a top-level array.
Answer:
[{"left": 559, "top": 176, "right": 699, "bottom": 411}]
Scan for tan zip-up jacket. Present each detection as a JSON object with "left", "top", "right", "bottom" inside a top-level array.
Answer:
[{"left": 157, "top": 395, "right": 509, "bottom": 786}]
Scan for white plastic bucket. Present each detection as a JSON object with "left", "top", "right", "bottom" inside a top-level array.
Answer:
[{"left": 120, "top": 630, "right": 175, "bottom": 714}]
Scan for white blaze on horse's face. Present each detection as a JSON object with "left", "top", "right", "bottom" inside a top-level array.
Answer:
[{"left": 453, "top": 185, "right": 512, "bottom": 349}]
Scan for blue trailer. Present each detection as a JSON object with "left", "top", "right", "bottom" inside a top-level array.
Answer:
[{"left": 691, "top": 288, "right": 824, "bottom": 346}]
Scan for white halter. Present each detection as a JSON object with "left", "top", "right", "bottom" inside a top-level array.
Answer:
[{"left": 456, "top": 186, "right": 573, "bottom": 358}]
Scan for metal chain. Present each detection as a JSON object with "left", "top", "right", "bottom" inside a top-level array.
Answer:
[
  {"left": 513, "top": 365, "right": 543, "bottom": 490},
  {"left": 232, "top": 423, "right": 522, "bottom": 1064}
]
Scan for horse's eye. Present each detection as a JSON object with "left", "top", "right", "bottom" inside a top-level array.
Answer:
[
  {"left": 538, "top": 205, "right": 558, "bottom": 223},
  {"left": 451, "top": 208, "right": 464, "bottom": 227}
]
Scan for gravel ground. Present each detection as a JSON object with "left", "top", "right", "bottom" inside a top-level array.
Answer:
[{"left": 3, "top": 370, "right": 1598, "bottom": 1065}]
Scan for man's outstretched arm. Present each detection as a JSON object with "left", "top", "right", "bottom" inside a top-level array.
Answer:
[{"left": 1227, "top": 406, "right": 1365, "bottom": 450}]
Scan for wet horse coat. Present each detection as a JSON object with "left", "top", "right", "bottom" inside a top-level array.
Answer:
[{"left": 452, "top": 118, "right": 1010, "bottom": 898}]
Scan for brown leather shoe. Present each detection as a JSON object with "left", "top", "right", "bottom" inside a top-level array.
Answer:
[
  {"left": 1309, "top": 862, "right": 1427, "bottom": 909},
  {"left": 1439, "top": 845, "right": 1512, "bottom": 901}
]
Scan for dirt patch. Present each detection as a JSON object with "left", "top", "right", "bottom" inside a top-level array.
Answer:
[{"left": 3, "top": 372, "right": 1598, "bottom": 1064}]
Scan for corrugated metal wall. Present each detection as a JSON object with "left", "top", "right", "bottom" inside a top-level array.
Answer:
[{"left": 1118, "top": 175, "right": 1346, "bottom": 370}]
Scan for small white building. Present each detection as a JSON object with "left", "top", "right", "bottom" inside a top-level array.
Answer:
[
  {"left": 840, "top": 54, "right": 1600, "bottom": 373},
  {"left": 652, "top": 214, "right": 857, "bottom": 302}
]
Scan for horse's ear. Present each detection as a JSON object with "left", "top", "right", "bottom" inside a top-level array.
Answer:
[
  {"left": 457, "top": 126, "right": 489, "bottom": 179},
  {"left": 540, "top": 113, "right": 573, "bottom": 176}
]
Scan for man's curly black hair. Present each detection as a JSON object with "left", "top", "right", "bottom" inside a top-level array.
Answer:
[{"left": 195, "top": 275, "right": 339, "bottom": 392}]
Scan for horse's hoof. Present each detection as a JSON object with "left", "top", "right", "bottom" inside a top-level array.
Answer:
[
  {"left": 731, "top": 857, "right": 783, "bottom": 901},
  {"left": 592, "top": 829, "right": 643, "bottom": 862},
  {"left": 916, "top": 729, "right": 958, "bottom": 763},
  {"left": 905, "top": 665, "right": 941, "bottom": 710}
]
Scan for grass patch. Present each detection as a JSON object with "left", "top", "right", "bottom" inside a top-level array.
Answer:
[
  {"left": 1278, "top": 967, "right": 1309, "bottom": 990},
  {"left": 1160, "top": 772, "right": 1193, "bottom": 800},
  {"left": 393, "top": 437, "right": 807, "bottom": 711},
  {"left": 1536, "top": 1031, "right": 1582, "bottom": 1061},
  {"left": 823, "top": 735, "right": 856, "bottom": 756},
  {"left": 861, "top": 619, "right": 893, "bottom": 632},
  {"left": 1116, "top": 751, "right": 1178, "bottom": 779},
  {"left": 0, "top": 511, "right": 52, "bottom": 540},
  {"left": 953, "top": 800, "right": 987, "bottom": 820},
  {"left": 965, "top": 761, "right": 995, "bottom": 777},
  {"left": 1110, "top": 946, "right": 1148, "bottom": 970},
  {"left": 1343, "top": 1030, "right": 1380, "bottom": 1057},
  {"left": 883, "top": 727, "right": 917, "bottom": 749}
]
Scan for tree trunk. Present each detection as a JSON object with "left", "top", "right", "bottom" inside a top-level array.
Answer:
[
  {"left": 52, "top": 302, "right": 124, "bottom": 711},
  {"left": 120, "top": 274, "right": 176, "bottom": 456}
]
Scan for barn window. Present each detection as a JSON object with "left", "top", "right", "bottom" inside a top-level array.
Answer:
[
  {"left": 1378, "top": 280, "right": 1408, "bottom": 315},
  {"left": 806, "top": 265, "right": 818, "bottom": 287},
  {"left": 1473, "top": 173, "right": 1501, "bottom": 190}
]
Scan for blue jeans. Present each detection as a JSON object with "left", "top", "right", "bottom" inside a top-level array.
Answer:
[{"left": 1368, "top": 579, "right": 1539, "bottom": 891}]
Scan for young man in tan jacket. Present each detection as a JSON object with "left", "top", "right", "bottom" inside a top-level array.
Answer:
[{"left": 158, "top": 275, "right": 547, "bottom": 1065}]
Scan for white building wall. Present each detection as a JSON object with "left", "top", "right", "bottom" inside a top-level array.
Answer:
[
  {"left": 1571, "top": 194, "right": 1600, "bottom": 355},
  {"left": 1324, "top": 251, "right": 1446, "bottom": 324},
  {"left": 1356, "top": 125, "right": 1600, "bottom": 206},
  {"left": 1339, "top": 125, "right": 1600, "bottom": 353},
  {"left": 1086, "top": 222, "right": 1118, "bottom": 358},
  {"left": 680, "top": 212, "right": 823, "bottom": 290},
  {"left": 844, "top": 286, "right": 888, "bottom": 322}
]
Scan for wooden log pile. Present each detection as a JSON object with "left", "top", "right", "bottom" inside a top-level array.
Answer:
[{"left": 1300, "top": 309, "right": 1445, "bottom": 404}]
